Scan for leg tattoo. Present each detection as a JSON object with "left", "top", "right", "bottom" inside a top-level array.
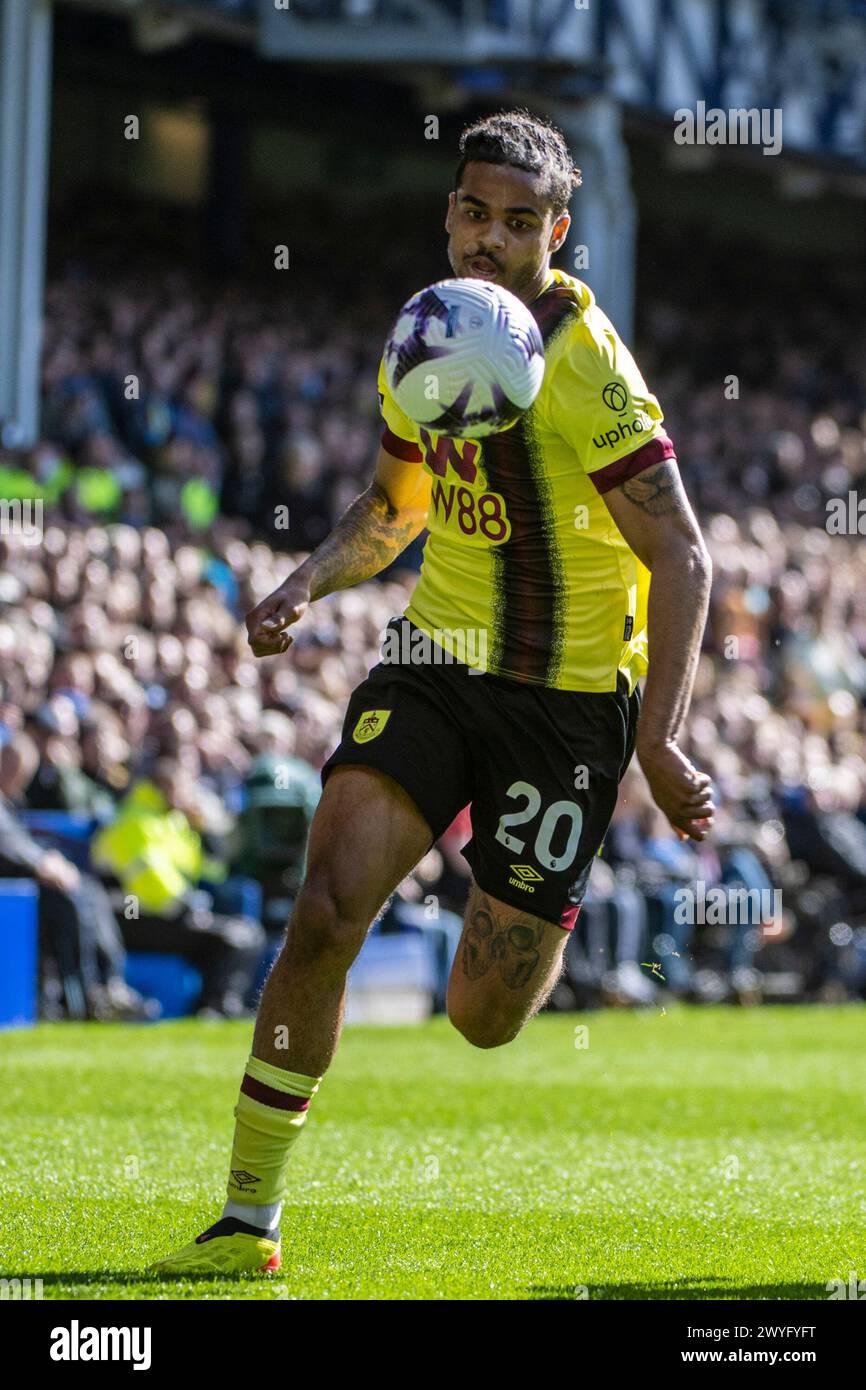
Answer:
[{"left": 462, "top": 896, "right": 544, "bottom": 990}]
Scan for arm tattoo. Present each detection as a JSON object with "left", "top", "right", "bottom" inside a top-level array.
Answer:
[
  {"left": 619, "top": 462, "right": 683, "bottom": 518},
  {"left": 462, "top": 896, "right": 544, "bottom": 990},
  {"left": 306, "top": 481, "right": 421, "bottom": 601}
]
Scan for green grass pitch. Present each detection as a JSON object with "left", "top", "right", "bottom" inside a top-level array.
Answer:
[{"left": 2, "top": 1006, "right": 864, "bottom": 1300}]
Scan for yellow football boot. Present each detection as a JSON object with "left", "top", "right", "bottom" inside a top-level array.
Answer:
[{"left": 149, "top": 1217, "right": 281, "bottom": 1275}]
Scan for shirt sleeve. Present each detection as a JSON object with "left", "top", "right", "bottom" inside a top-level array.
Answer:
[
  {"left": 377, "top": 357, "right": 423, "bottom": 463},
  {"left": 547, "top": 311, "right": 675, "bottom": 494}
]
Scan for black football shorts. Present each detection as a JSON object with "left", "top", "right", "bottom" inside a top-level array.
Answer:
[{"left": 320, "top": 616, "right": 641, "bottom": 928}]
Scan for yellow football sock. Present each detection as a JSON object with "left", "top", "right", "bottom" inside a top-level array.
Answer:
[{"left": 225, "top": 1055, "right": 322, "bottom": 1209}]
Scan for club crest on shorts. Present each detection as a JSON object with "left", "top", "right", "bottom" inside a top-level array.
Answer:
[{"left": 352, "top": 708, "right": 392, "bottom": 744}]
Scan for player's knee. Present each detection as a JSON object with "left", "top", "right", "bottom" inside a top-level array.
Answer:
[
  {"left": 447, "top": 1001, "right": 522, "bottom": 1050},
  {"left": 287, "top": 875, "right": 367, "bottom": 970}
]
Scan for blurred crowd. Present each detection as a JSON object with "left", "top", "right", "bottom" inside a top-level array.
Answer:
[
  {"left": 3, "top": 250, "right": 866, "bottom": 1017},
  {"left": 24, "top": 269, "right": 393, "bottom": 556}
]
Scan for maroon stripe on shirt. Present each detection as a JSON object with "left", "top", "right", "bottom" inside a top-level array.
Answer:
[
  {"left": 241, "top": 1075, "right": 310, "bottom": 1111},
  {"left": 381, "top": 425, "right": 423, "bottom": 463},
  {"left": 480, "top": 286, "right": 577, "bottom": 683},
  {"left": 590, "top": 434, "right": 676, "bottom": 495}
]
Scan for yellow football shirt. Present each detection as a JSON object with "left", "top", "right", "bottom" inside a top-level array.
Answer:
[{"left": 378, "top": 268, "right": 675, "bottom": 694}]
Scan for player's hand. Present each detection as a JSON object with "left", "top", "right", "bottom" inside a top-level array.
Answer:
[
  {"left": 636, "top": 737, "right": 716, "bottom": 842},
  {"left": 245, "top": 576, "right": 311, "bottom": 657}
]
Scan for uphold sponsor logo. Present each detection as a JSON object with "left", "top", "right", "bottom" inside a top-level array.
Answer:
[
  {"left": 50, "top": 1321, "right": 152, "bottom": 1371},
  {"left": 508, "top": 863, "right": 544, "bottom": 892},
  {"left": 380, "top": 623, "right": 488, "bottom": 672},
  {"left": 602, "top": 381, "right": 629, "bottom": 413},
  {"left": 592, "top": 414, "right": 652, "bottom": 451}
]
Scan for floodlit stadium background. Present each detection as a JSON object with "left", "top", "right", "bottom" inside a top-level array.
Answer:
[{"left": 3, "top": 0, "right": 866, "bottom": 1023}]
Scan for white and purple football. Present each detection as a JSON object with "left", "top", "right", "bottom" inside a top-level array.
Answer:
[{"left": 383, "top": 278, "right": 545, "bottom": 440}]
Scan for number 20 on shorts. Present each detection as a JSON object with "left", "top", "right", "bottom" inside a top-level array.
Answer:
[{"left": 494, "top": 780, "right": 584, "bottom": 872}]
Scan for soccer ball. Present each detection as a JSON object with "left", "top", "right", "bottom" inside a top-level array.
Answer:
[{"left": 383, "top": 278, "right": 545, "bottom": 440}]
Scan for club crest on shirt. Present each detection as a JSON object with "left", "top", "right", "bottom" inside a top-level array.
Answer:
[{"left": 352, "top": 709, "right": 392, "bottom": 744}]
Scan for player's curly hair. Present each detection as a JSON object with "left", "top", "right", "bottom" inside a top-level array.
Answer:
[{"left": 455, "top": 108, "right": 582, "bottom": 214}]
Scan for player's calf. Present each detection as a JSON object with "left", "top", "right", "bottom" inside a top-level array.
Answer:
[{"left": 282, "top": 874, "right": 373, "bottom": 977}]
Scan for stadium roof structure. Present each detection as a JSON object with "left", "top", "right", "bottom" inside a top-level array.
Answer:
[
  {"left": 54, "top": 1, "right": 866, "bottom": 166},
  {"left": 257, "top": 0, "right": 866, "bottom": 167}
]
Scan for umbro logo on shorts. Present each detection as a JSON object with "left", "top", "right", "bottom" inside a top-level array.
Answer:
[{"left": 509, "top": 864, "right": 545, "bottom": 892}]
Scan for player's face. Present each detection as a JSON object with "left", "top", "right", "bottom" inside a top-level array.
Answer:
[{"left": 445, "top": 162, "right": 570, "bottom": 304}]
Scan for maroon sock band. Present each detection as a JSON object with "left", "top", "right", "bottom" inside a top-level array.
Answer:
[{"left": 240, "top": 1075, "right": 311, "bottom": 1112}]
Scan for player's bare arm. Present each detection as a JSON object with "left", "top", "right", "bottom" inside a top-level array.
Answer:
[
  {"left": 602, "top": 459, "right": 716, "bottom": 842},
  {"left": 245, "top": 445, "right": 433, "bottom": 657}
]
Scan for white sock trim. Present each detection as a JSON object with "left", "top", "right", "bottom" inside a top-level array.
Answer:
[{"left": 222, "top": 1198, "right": 283, "bottom": 1231}]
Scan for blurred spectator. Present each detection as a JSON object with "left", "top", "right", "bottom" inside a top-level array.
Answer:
[
  {"left": 91, "top": 764, "right": 266, "bottom": 1017},
  {"left": 229, "top": 752, "right": 321, "bottom": 933},
  {"left": 0, "top": 734, "right": 153, "bottom": 1020}
]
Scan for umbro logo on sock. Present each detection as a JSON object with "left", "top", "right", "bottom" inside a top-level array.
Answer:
[{"left": 230, "top": 1169, "right": 262, "bottom": 1191}]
